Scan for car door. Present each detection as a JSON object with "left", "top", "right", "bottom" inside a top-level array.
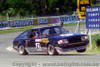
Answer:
[{"left": 27, "top": 29, "right": 43, "bottom": 52}]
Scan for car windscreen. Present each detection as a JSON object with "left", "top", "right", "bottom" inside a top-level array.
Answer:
[{"left": 40, "top": 27, "right": 69, "bottom": 37}]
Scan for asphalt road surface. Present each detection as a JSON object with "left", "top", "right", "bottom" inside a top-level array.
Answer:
[{"left": 0, "top": 25, "right": 100, "bottom": 67}]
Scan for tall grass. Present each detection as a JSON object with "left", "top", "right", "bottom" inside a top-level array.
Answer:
[
  {"left": 93, "top": 3, "right": 100, "bottom": 6},
  {"left": 91, "top": 34, "right": 100, "bottom": 49}
]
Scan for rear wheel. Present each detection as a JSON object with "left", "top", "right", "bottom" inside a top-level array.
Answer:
[
  {"left": 77, "top": 49, "right": 86, "bottom": 53},
  {"left": 47, "top": 44, "right": 58, "bottom": 55},
  {"left": 18, "top": 45, "right": 28, "bottom": 55}
]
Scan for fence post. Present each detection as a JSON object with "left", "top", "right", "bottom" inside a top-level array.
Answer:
[
  {"left": 6, "top": 13, "right": 9, "bottom": 21},
  {"left": 89, "top": 29, "right": 92, "bottom": 49}
]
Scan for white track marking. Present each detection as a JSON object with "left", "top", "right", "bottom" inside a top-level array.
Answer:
[{"left": 6, "top": 46, "right": 16, "bottom": 52}]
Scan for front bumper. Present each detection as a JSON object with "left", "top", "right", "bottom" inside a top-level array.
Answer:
[{"left": 55, "top": 45, "right": 87, "bottom": 53}]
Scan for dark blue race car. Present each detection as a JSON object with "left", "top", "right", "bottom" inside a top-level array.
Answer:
[{"left": 13, "top": 25, "right": 89, "bottom": 55}]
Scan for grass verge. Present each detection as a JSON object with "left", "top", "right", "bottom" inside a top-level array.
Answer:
[
  {"left": 93, "top": 3, "right": 100, "bottom": 6},
  {"left": 63, "top": 22, "right": 85, "bottom": 27},
  {"left": 91, "top": 34, "right": 100, "bottom": 49}
]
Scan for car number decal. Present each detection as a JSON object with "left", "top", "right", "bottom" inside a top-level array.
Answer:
[
  {"left": 35, "top": 43, "right": 42, "bottom": 51},
  {"left": 42, "top": 38, "right": 49, "bottom": 43},
  {"left": 35, "top": 39, "right": 42, "bottom": 42}
]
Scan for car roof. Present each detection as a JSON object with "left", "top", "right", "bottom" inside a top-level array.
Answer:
[{"left": 29, "top": 25, "right": 61, "bottom": 30}]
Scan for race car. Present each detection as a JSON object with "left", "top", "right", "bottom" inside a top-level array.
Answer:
[{"left": 13, "top": 25, "right": 89, "bottom": 55}]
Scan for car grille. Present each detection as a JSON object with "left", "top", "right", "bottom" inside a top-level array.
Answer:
[{"left": 67, "top": 36, "right": 82, "bottom": 43}]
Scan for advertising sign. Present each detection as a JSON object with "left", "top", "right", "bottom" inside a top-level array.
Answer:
[
  {"left": 10, "top": 19, "right": 34, "bottom": 27},
  {"left": 86, "top": 6, "right": 100, "bottom": 29},
  {"left": 37, "top": 18, "right": 50, "bottom": 25},
  {"left": 60, "top": 15, "right": 78, "bottom": 24},
  {"left": 50, "top": 17, "right": 60, "bottom": 24},
  {"left": 0, "top": 21, "right": 10, "bottom": 30},
  {"left": 77, "top": 0, "right": 92, "bottom": 18}
]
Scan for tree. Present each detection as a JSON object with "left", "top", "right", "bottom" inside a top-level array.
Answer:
[
  {"left": 0, "top": 0, "right": 78, "bottom": 17},
  {"left": 53, "top": 0, "right": 76, "bottom": 14},
  {"left": 7, "top": 8, "right": 15, "bottom": 16},
  {"left": 18, "top": 8, "right": 25, "bottom": 18},
  {"left": 0, "top": 2, "right": 2, "bottom": 13},
  {"left": 48, "top": 0, "right": 58, "bottom": 15}
]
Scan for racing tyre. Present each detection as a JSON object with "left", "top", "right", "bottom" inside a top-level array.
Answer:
[
  {"left": 77, "top": 49, "right": 86, "bottom": 53},
  {"left": 47, "top": 44, "right": 58, "bottom": 55},
  {"left": 18, "top": 45, "right": 28, "bottom": 55}
]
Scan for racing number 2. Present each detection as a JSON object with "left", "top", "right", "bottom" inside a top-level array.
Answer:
[{"left": 35, "top": 43, "right": 42, "bottom": 51}]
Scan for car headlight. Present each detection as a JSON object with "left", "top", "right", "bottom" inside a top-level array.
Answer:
[
  {"left": 58, "top": 40, "right": 63, "bottom": 44},
  {"left": 58, "top": 39, "right": 69, "bottom": 44},
  {"left": 81, "top": 36, "right": 88, "bottom": 41}
]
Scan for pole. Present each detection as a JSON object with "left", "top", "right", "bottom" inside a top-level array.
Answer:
[
  {"left": 86, "top": 29, "right": 89, "bottom": 35},
  {"left": 31, "top": 15, "right": 33, "bottom": 19},
  {"left": 78, "top": 19, "right": 80, "bottom": 33},
  {"left": 6, "top": 13, "right": 9, "bottom": 21},
  {"left": 75, "top": 20, "right": 79, "bottom": 33},
  {"left": 75, "top": 18, "right": 80, "bottom": 33},
  {"left": 89, "top": 29, "right": 92, "bottom": 49},
  {"left": 99, "top": 29, "right": 100, "bottom": 36}
]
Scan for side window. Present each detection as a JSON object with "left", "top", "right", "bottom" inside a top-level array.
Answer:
[
  {"left": 61, "top": 28, "right": 69, "bottom": 33},
  {"left": 29, "top": 30, "right": 40, "bottom": 38},
  {"left": 42, "top": 29, "right": 49, "bottom": 37},
  {"left": 17, "top": 31, "right": 28, "bottom": 38},
  {"left": 54, "top": 28, "right": 60, "bottom": 34}
]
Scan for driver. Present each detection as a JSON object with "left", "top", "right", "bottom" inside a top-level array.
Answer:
[{"left": 33, "top": 31, "right": 40, "bottom": 38}]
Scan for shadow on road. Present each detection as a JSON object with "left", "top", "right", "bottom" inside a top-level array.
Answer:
[{"left": 26, "top": 53, "right": 96, "bottom": 56}]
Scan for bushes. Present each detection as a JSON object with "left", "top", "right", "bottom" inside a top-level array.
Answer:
[{"left": 91, "top": 34, "right": 100, "bottom": 49}]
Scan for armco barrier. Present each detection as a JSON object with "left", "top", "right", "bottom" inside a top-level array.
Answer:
[
  {"left": 60, "top": 15, "right": 79, "bottom": 24},
  {"left": 37, "top": 18, "right": 50, "bottom": 25},
  {"left": 10, "top": 19, "right": 34, "bottom": 27},
  {"left": 0, "top": 15, "right": 84, "bottom": 30},
  {"left": 0, "top": 21, "right": 10, "bottom": 30},
  {"left": 50, "top": 17, "right": 60, "bottom": 24}
]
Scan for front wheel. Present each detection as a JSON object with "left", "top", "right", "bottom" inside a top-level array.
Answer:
[
  {"left": 47, "top": 44, "right": 58, "bottom": 55},
  {"left": 77, "top": 49, "right": 86, "bottom": 53},
  {"left": 18, "top": 45, "right": 28, "bottom": 55}
]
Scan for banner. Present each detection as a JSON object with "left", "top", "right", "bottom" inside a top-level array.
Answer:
[
  {"left": 50, "top": 17, "right": 60, "bottom": 24},
  {"left": 10, "top": 19, "right": 34, "bottom": 27},
  {"left": 0, "top": 21, "right": 10, "bottom": 30},
  {"left": 37, "top": 18, "right": 50, "bottom": 25},
  {"left": 77, "top": 0, "right": 92, "bottom": 18},
  {"left": 60, "top": 15, "right": 78, "bottom": 24}
]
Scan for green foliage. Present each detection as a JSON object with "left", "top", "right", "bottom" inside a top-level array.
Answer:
[
  {"left": 64, "top": 0, "right": 77, "bottom": 14},
  {"left": 91, "top": 34, "right": 100, "bottom": 49},
  {"left": 0, "top": 0, "right": 78, "bottom": 17},
  {"left": 47, "top": 0, "right": 58, "bottom": 14},
  {"left": 92, "top": 0, "right": 96, "bottom": 4}
]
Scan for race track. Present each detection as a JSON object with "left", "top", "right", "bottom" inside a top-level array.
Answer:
[{"left": 0, "top": 25, "right": 100, "bottom": 67}]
